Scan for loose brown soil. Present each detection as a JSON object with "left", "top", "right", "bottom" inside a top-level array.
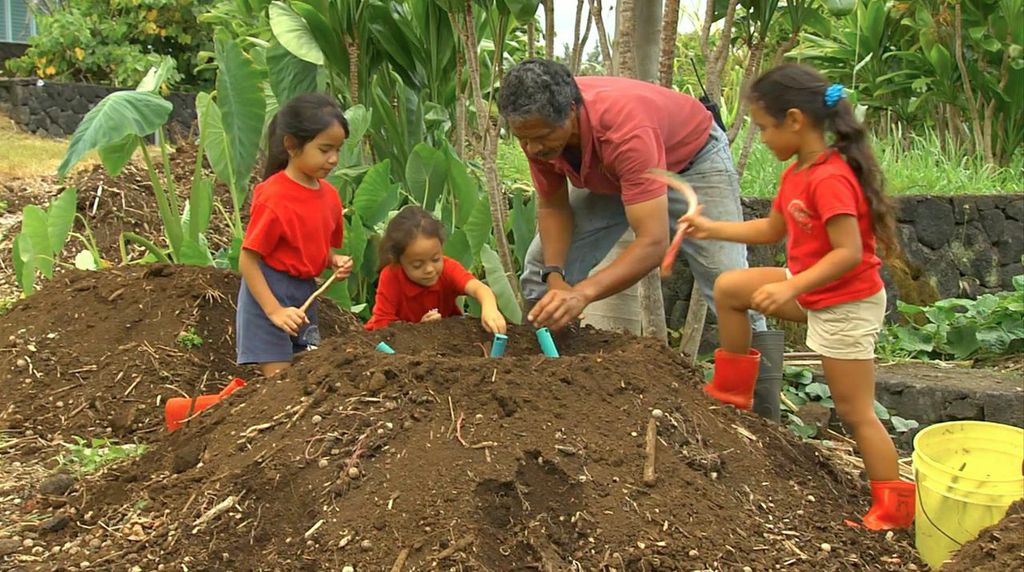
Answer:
[
  {"left": 944, "top": 500, "right": 1024, "bottom": 571},
  {"left": 0, "top": 266, "right": 925, "bottom": 571}
]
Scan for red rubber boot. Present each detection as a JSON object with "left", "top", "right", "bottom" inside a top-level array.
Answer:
[
  {"left": 703, "top": 348, "right": 761, "bottom": 410},
  {"left": 862, "top": 480, "right": 916, "bottom": 530}
]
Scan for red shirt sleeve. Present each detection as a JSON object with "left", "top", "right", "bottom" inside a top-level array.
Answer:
[
  {"left": 605, "top": 127, "right": 667, "bottom": 205},
  {"left": 442, "top": 257, "right": 475, "bottom": 293},
  {"left": 364, "top": 266, "right": 402, "bottom": 331},
  {"left": 810, "top": 175, "right": 859, "bottom": 222},
  {"left": 526, "top": 152, "right": 568, "bottom": 198},
  {"left": 241, "top": 200, "right": 283, "bottom": 256}
]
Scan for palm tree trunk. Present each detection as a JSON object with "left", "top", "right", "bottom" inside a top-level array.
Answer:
[
  {"left": 704, "top": 0, "right": 740, "bottom": 103},
  {"left": 658, "top": 0, "right": 681, "bottom": 87},
  {"left": 544, "top": 0, "right": 555, "bottom": 59},
  {"left": 346, "top": 35, "right": 360, "bottom": 105},
  {"left": 736, "top": 123, "right": 758, "bottom": 178},
  {"left": 571, "top": 0, "right": 585, "bottom": 68},
  {"left": 527, "top": 20, "right": 536, "bottom": 58},
  {"left": 726, "top": 41, "right": 765, "bottom": 143},
  {"left": 589, "top": 0, "right": 613, "bottom": 72},
  {"left": 575, "top": 5, "right": 594, "bottom": 73},
  {"left": 614, "top": 0, "right": 637, "bottom": 78},
  {"left": 953, "top": 1, "right": 988, "bottom": 164},
  {"left": 461, "top": 0, "right": 523, "bottom": 306}
]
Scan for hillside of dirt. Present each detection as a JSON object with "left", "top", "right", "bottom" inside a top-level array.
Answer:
[
  {"left": 0, "top": 266, "right": 923, "bottom": 571},
  {"left": 945, "top": 500, "right": 1024, "bottom": 571}
]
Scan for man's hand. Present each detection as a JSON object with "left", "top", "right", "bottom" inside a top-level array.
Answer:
[
  {"left": 268, "top": 306, "right": 309, "bottom": 336},
  {"left": 421, "top": 308, "right": 441, "bottom": 323},
  {"left": 527, "top": 288, "right": 589, "bottom": 331},
  {"left": 331, "top": 254, "right": 354, "bottom": 279},
  {"left": 751, "top": 281, "right": 797, "bottom": 316}
]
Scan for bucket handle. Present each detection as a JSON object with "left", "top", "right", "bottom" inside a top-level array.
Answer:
[{"left": 916, "top": 482, "right": 964, "bottom": 549}]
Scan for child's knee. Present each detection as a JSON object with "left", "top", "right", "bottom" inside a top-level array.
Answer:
[
  {"left": 714, "top": 270, "right": 749, "bottom": 307},
  {"left": 835, "top": 402, "right": 878, "bottom": 429}
]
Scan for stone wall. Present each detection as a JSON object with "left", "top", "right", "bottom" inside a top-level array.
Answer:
[
  {"left": 664, "top": 194, "right": 1024, "bottom": 342},
  {"left": 0, "top": 78, "right": 196, "bottom": 138}
]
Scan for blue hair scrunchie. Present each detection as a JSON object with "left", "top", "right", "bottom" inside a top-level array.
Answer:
[{"left": 824, "top": 83, "right": 846, "bottom": 108}]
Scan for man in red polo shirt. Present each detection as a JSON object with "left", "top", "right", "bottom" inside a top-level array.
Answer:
[{"left": 499, "top": 58, "right": 776, "bottom": 414}]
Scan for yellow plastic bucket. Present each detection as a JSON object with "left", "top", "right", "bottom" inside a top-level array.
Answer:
[{"left": 912, "top": 421, "right": 1024, "bottom": 569}]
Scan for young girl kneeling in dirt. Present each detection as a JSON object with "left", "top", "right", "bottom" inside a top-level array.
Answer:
[
  {"left": 365, "top": 205, "right": 507, "bottom": 334},
  {"left": 236, "top": 94, "right": 354, "bottom": 377},
  {"left": 680, "top": 64, "right": 913, "bottom": 530}
]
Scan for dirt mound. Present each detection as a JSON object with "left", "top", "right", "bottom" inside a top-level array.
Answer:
[
  {"left": 944, "top": 500, "right": 1024, "bottom": 571},
  {"left": 0, "top": 265, "right": 356, "bottom": 451},
  {"left": 3, "top": 310, "right": 920, "bottom": 570}
]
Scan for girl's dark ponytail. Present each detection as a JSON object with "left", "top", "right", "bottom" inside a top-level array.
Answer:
[
  {"left": 262, "top": 114, "right": 289, "bottom": 180},
  {"left": 830, "top": 99, "right": 899, "bottom": 259}
]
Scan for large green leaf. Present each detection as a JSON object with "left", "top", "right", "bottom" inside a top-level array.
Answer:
[
  {"left": 267, "top": 40, "right": 318, "bottom": 108},
  {"left": 187, "top": 175, "right": 214, "bottom": 238},
  {"left": 196, "top": 94, "right": 235, "bottom": 198},
  {"left": 97, "top": 134, "right": 139, "bottom": 177},
  {"left": 269, "top": 1, "right": 325, "bottom": 65},
  {"left": 480, "top": 244, "right": 522, "bottom": 325},
  {"left": 21, "top": 206, "right": 53, "bottom": 280},
  {"left": 135, "top": 57, "right": 177, "bottom": 93},
  {"left": 445, "top": 148, "right": 480, "bottom": 227},
  {"left": 58, "top": 91, "right": 172, "bottom": 179},
  {"left": 178, "top": 236, "right": 215, "bottom": 266},
  {"left": 463, "top": 197, "right": 492, "bottom": 257},
  {"left": 340, "top": 105, "right": 371, "bottom": 167},
  {"left": 405, "top": 144, "right": 447, "bottom": 210},
  {"left": 501, "top": 0, "right": 541, "bottom": 22},
  {"left": 341, "top": 210, "right": 368, "bottom": 274},
  {"left": 444, "top": 229, "right": 473, "bottom": 270},
  {"left": 351, "top": 160, "right": 398, "bottom": 226},
  {"left": 46, "top": 187, "right": 77, "bottom": 257},
  {"left": 215, "top": 30, "right": 267, "bottom": 206},
  {"left": 12, "top": 235, "right": 33, "bottom": 295},
  {"left": 944, "top": 324, "right": 981, "bottom": 359},
  {"left": 291, "top": 1, "right": 344, "bottom": 72},
  {"left": 509, "top": 187, "right": 536, "bottom": 265}
]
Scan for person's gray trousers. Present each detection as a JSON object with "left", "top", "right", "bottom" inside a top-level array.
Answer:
[{"left": 520, "top": 123, "right": 782, "bottom": 419}]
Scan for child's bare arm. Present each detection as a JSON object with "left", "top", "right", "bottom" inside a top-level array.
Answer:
[
  {"left": 464, "top": 279, "right": 507, "bottom": 334},
  {"left": 682, "top": 207, "right": 786, "bottom": 245},
  {"left": 240, "top": 249, "right": 308, "bottom": 335}
]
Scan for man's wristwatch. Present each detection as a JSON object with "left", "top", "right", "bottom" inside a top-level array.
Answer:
[{"left": 541, "top": 265, "right": 565, "bottom": 284}]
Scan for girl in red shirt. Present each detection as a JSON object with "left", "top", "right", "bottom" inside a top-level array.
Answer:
[
  {"left": 237, "top": 94, "right": 354, "bottom": 378},
  {"left": 365, "top": 206, "right": 507, "bottom": 334},
  {"left": 681, "top": 64, "right": 912, "bottom": 530}
]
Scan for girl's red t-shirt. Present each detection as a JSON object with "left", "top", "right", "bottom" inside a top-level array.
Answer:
[
  {"left": 242, "top": 171, "right": 344, "bottom": 279},
  {"left": 364, "top": 257, "right": 476, "bottom": 330},
  {"left": 772, "top": 150, "right": 884, "bottom": 309}
]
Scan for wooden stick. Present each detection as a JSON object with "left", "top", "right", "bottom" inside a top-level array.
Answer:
[
  {"left": 299, "top": 273, "right": 337, "bottom": 313},
  {"left": 390, "top": 547, "right": 411, "bottom": 572},
  {"left": 643, "top": 417, "right": 658, "bottom": 487}
]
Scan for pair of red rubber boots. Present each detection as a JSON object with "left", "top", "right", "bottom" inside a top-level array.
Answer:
[{"left": 704, "top": 348, "right": 915, "bottom": 530}]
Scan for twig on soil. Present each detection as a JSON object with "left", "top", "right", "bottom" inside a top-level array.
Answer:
[
  {"left": 160, "top": 384, "right": 190, "bottom": 399},
  {"left": 192, "top": 495, "right": 238, "bottom": 530},
  {"left": 455, "top": 412, "right": 468, "bottom": 447},
  {"left": 470, "top": 441, "right": 497, "bottom": 449},
  {"left": 390, "top": 547, "right": 411, "bottom": 572},
  {"left": 433, "top": 534, "right": 475, "bottom": 561},
  {"left": 68, "top": 365, "right": 98, "bottom": 374},
  {"left": 643, "top": 417, "right": 658, "bottom": 487},
  {"left": 446, "top": 395, "right": 456, "bottom": 439},
  {"left": 303, "top": 518, "right": 324, "bottom": 539},
  {"left": 123, "top": 375, "right": 142, "bottom": 397},
  {"left": 47, "top": 382, "right": 83, "bottom": 396}
]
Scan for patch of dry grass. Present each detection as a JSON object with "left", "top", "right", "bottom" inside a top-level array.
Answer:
[{"left": 0, "top": 112, "right": 97, "bottom": 179}]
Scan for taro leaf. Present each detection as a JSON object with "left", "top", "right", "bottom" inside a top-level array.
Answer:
[
  {"left": 59, "top": 91, "right": 171, "bottom": 180},
  {"left": 480, "top": 244, "right": 522, "bottom": 324}
]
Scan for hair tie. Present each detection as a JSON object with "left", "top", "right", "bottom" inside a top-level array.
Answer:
[{"left": 824, "top": 83, "right": 846, "bottom": 108}]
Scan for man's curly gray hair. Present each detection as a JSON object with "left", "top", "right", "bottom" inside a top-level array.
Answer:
[{"left": 498, "top": 58, "right": 583, "bottom": 125}]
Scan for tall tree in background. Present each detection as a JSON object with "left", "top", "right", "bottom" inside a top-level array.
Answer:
[{"left": 658, "top": 0, "right": 682, "bottom": 87}]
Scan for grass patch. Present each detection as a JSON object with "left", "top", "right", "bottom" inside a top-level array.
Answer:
[
  {"left": 0, "top": 112, "right": 96, "bottom": 178},
  {"left": 57, "top": 436, "right": 148, "bottom": 476},
  {"left": 738, "top": 128, "right": 1024, "bottom": 198}
]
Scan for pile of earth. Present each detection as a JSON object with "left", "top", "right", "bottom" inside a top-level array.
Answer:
[
  {"left": 0, "top": 265, "right": 924, "bottom": 571},
  {"left": 944, "top": 500, "right": 1024, "bottom": 571}
]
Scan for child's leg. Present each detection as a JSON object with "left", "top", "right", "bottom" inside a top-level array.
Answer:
[
  {"left": 714, "top": 268, "right": 806, "bottom": 353},
  {"left": 259, "top": 362, "right": 291, "bottom": 377},
  {"left": 823, "top": 358, "right": 899, "bottom": 481}
]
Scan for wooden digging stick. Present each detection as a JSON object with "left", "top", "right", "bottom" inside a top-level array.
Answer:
[
  {"left": 299, "top": 274, "right": 337, "bottom": 313},
  {"left": 643, "top": 169, "right": 699, "bottom": 278},
  {"left": 643, "top": 417, "right": 658, "bottom": 487}
]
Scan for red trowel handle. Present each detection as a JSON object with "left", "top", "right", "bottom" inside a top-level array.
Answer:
[{"left": 644, "top": 169, "right": 699, "bottom": 278}]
